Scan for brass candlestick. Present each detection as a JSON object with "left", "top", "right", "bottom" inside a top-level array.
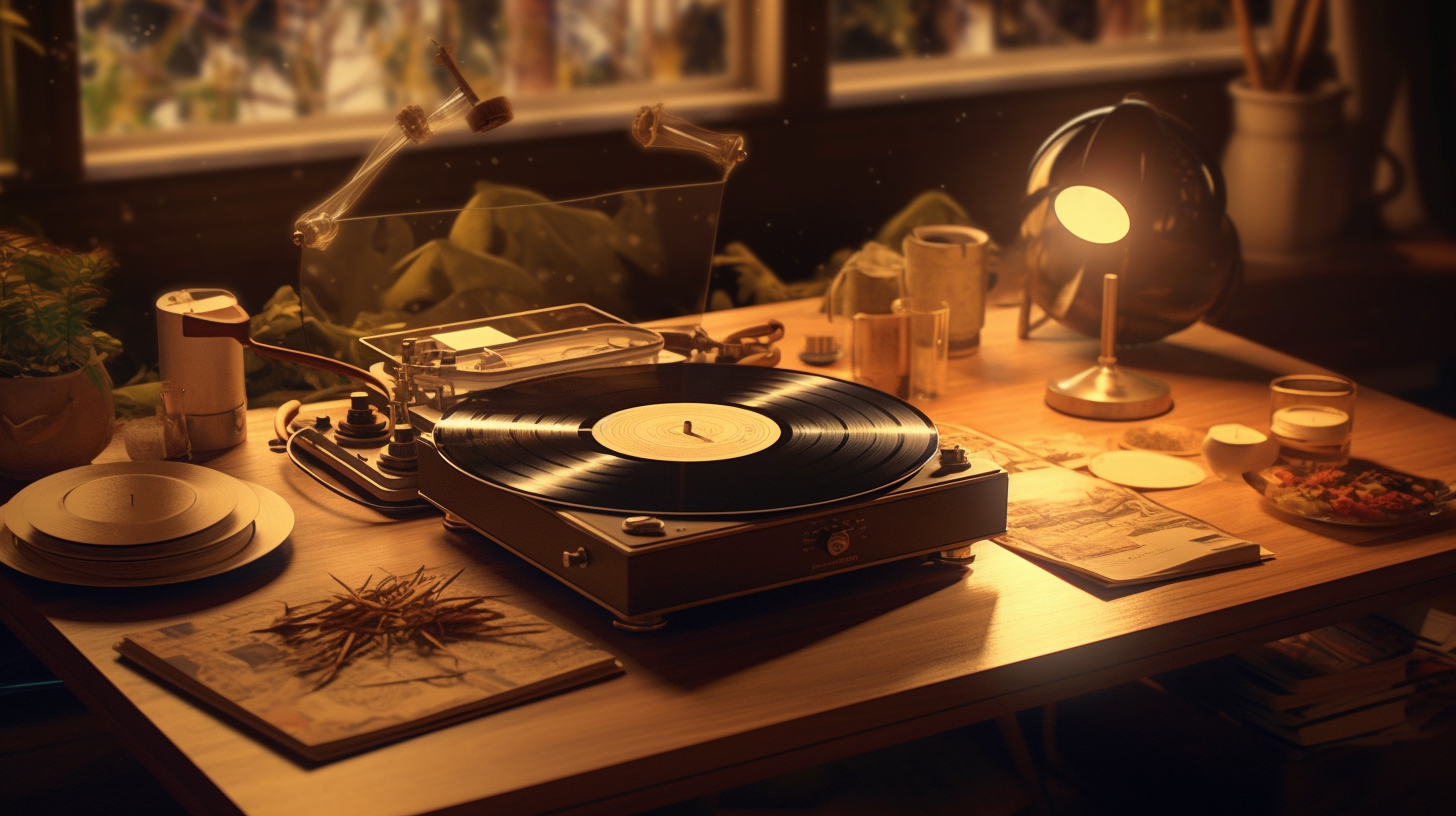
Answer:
[{"left": 1044, "top": 273, "right": 1172, "bottom": 420}]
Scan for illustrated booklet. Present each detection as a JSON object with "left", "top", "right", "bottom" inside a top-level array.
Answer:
[
  {"left": 940, "top": 425, "right": 1269, "bottom": 587},
  {"left": 115, "top": 567, "right": 622, "bottom": 762}
]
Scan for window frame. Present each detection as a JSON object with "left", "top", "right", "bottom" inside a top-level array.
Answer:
[{"left": 3, "top": 1, "right": 1274, "bottom": 188}]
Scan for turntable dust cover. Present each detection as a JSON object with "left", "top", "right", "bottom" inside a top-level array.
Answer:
[{"left": 114, "top": 570, "right": 622, "bottom": 762}]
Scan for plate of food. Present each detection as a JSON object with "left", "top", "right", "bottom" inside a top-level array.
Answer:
[{"left": 1244, "top": 460, "right": 1453, "bottom": 527}]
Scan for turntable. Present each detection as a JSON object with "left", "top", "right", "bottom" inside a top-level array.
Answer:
[
  {"left": 206, "top": 104, "right": 1008, "bottom": 629},
  {"left": 408, "top": 363, "right": 1007, "bottom": 630}
]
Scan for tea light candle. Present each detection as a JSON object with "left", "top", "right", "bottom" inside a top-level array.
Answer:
[
  {"left": 1202, "top": 423, "right": 1280, "bottom": 481},
  {"left": 1271, "top": 405, "right": 1350, "bottom": 444}
]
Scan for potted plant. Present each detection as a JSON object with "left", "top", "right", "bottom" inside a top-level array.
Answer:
[{"left": 0, "top": 228, "right": 123, "bottom": 479}]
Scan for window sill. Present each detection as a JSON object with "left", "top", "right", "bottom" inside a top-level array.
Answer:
[
  {"left": 830, "top": 37, "right": 1247, "bottom": 107},
  {"left": 81, "top": 85, "right": 781, "bottom": 183}
]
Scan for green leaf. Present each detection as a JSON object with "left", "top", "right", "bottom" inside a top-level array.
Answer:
[
  {"left": 0, "top": 232, "right": 121, "bottom": 376},
  {"left": 83, "top": 361, "right": 108, "bottom": 392},
  {"left": 380, "top": 239, "right": 548, "bottom": 316}
]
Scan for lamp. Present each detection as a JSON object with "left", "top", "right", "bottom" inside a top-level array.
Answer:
[
  {"left": 1019, "top": 96, "right": 1240, "bottom": 419},
  {"left": 1018, "top": 95, "right": 1240, "bottom": 345},
  {"left": 1044, "top": 271, "right": 1172, "bottom": 419},
  {"left": 1043, "top": 170, "right": 1171, "bottom": 418}
]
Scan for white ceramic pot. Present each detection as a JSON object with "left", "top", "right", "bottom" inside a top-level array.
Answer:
[
  {"left": 0, "top": 357, "right": 115, "bottom": 480},
  {"left": 1222, "top": 80, "right": 1351, "bottom": 264}
]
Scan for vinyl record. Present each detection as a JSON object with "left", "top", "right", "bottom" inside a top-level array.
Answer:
[
  {"left": 433, "top": 364, "right": 940, "bottom": 515},
  {"left": 8, "top": 476, "right": 260, "bottom": 562},
  {"left": 16, "top": 523, "right": 258, "bottom": 580},
  {"left": 0, "top": 480, "right": 293, "bottom": 587},
  {"left": 12, "top": 461, "right": 240, "bottom": 546}
]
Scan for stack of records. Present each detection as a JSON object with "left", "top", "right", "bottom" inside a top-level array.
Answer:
[
  {"left": 1159, "top": 615, "right": 1419, "bottom": 747},
  {"left": 0, "top": 461, "right": 292, "bottom": 586}
]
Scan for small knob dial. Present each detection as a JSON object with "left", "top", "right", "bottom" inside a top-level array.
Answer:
[
  {"left": 561, "top": 547, "right": 590, "bottom": 569},
  {"left": 622, "top": 515, "right": 666, "bottom": 536},
  {"left": 824, "top": 530, "right": 852, "bottom": 557}
]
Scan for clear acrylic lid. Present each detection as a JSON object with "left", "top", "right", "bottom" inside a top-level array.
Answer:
[{"left": 296, "top": 106, "right": 743, "bottom": 387}]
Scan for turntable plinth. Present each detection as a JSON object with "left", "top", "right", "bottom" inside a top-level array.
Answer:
[{"left": 416, "top": 435, "right": 1007, "bottom": 627}]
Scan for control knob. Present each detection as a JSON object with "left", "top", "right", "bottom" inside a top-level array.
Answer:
[{"left": 823, "top": 529, "right": 852, "bottom": 557}]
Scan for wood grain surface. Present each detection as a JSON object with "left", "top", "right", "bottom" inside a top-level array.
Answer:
[{"left": 2, "top": 298, "right": 1454, "bottom": 816}]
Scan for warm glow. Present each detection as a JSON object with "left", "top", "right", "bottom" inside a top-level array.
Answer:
[{"left": 1054, "top": 185, "right": 1130, "bottom": 244}]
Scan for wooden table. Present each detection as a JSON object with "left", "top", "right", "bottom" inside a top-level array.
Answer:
[{"left": 3, "top": 298, "right": 1455, "bottom": 816}]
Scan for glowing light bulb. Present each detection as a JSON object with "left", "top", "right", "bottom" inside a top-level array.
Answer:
[{"left": 1054, "top": 185, "right": 1130, "bottom": 244}]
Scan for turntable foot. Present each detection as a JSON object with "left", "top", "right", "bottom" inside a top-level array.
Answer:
[
  {"left": 612, "top": 615, "right": 667, "bottom": 633},
  {"left": 441, "top": 512, "right": 472, "bottom": 532},
  {"left": 935, "top": 545, "right": 976, "bottom": 565}
]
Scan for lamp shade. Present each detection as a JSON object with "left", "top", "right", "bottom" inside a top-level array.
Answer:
[{"left": 1018, "top": 95, "right": 1240, "bottom": 344}]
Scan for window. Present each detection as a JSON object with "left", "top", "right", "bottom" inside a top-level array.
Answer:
[
  {"left": 76, "top": 0, "right": 778, "bottom": 178},
  {"left": 829, "top": 0, "right": 1270, "bottom": 104},
  {"left": 1, "top": 0, "right": 45, "bottom": 176}
]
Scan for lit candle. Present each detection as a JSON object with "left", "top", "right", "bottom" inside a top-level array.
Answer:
[{"left": 1271, "top": 405, "right": 1351, "bottom": 445}]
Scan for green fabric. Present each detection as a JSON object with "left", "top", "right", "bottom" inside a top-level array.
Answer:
[{"left": 370, "top": 182, "right": 666, "bottom": 326}]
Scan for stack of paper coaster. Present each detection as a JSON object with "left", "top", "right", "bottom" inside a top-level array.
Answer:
[{"left": 0, "top": 461, "right": 293, "bottom": 586}]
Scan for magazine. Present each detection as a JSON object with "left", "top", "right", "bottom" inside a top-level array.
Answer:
[
  {"left": 115, "top": 569, "right": 622, "bottom": 762},
  {"left": 940, "top": 425, "right": 1269, "bottom": 587}
]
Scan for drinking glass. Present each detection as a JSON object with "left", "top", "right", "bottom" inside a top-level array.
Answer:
[{"left": 1269, "top": 374, "right": 1356, "bottom": 467}]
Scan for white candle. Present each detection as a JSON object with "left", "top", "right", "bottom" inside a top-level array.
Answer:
[
  {"left": 1271, "top": 405, "right": 1351, "bottom": 444},
  {"left": 1202, "top": 423, "right": 1279, "bottom": 480}
]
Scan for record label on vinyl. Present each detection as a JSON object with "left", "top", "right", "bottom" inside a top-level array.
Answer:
[
  {"left": 590, "top": 402, "right": 781, "bottom": 462},
  {"left": 433, "top": 364, "right": 939, "bottom": 516}
]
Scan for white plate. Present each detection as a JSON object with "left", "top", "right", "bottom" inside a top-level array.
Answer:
[{"left": 1089, "top": 450, "right": 1206, "bottom": 489}]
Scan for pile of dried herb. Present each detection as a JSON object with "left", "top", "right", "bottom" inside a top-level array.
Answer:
[{"left": 257, "top": 567, "right": 544, "bottom": 690}]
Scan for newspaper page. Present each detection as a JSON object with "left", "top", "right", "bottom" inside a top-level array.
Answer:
[{"left": 939, "top": 424, "right": 1269, "bottom": 587}]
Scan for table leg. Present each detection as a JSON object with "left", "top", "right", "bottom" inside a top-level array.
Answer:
[{"left": 997, "top": 710, "right": 1056, "bottom": 816}]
